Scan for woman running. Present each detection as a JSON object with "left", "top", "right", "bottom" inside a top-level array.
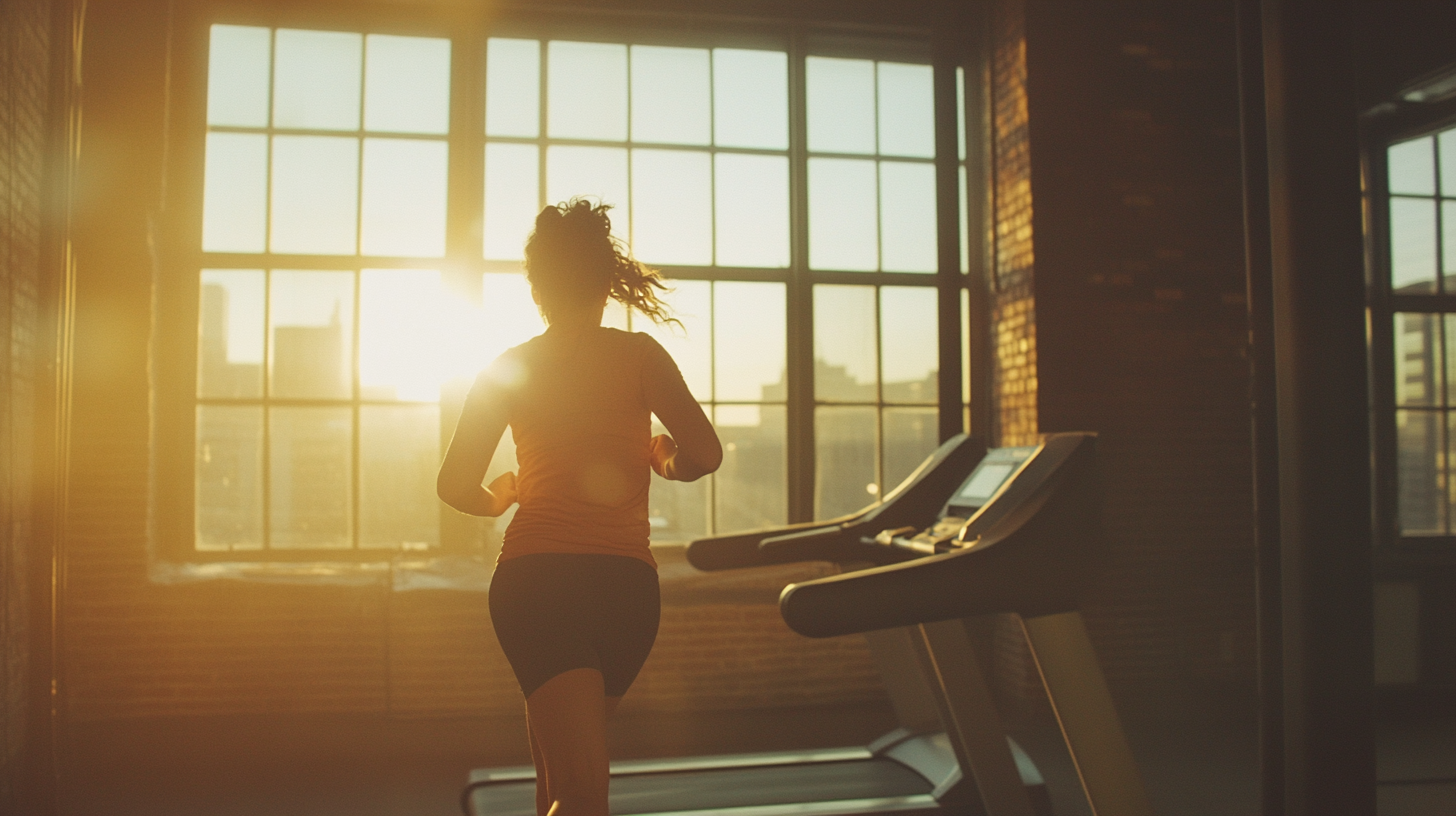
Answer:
[{"left": 438, "top": 198, "right": 722, "bottom": 816}]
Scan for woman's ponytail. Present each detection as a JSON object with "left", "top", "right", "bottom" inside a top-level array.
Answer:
[{"left": 524, "top": 198, "right": 679, "bottom": 329}]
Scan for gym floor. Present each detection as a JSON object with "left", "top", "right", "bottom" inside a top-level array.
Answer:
[{"left": 57, "top": 680, "right": 1456, "bottom": 816}]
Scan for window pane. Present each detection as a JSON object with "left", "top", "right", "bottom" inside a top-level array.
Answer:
[
  {"left": 481, "top": 272, "right": 546, "bottom": 361},
  {"left": 716, "top": 404, "right": 786, "bottom": 532},
  {"left": 208, "top": 25, "right": 271, "bottom": 127},
  {"left": 203, "top": 132, "right": 268, "bottom": 253},
  {"left": 1396, "top": 409, "right": 1444, "bottom": 535},
  {"left": 961, "top": 288, "right": 971, "bottom": 406},
  {"left": 715, "top": 154, "right": 789, "bottom": 268},
  {"left": 486, "top": 38, "right": 541, "bottom": 137},
  {"left": 640, "top": 280, "right": 710, "bottom": 398},
  {"left": 880, "top": 161, "right": 938, "bottom": 273},
  {"left": 1447, "top": 413, "right": 1456, "bottom": 537},
  {"left": 1395, "top": 313, "right": 1439, "bottom": 407},
  {"left": 546, "top": 146, "right": 630, "bottom": 237},
  {"left": 883, "top": 407, "right": 939, "bottom": 493},
  {"left": 631, "top": 45, "right": 710, "bottom": 145},
  {"left": 715, "top": 282, "right": 786, "bottom": 402},
  {"left": 956, "top": 66, "right": 967, "bottom": 163},
  {"left": 269, "top": 270, "right": 354, "bottom": 400},
  {"left": 604, "top": 300, "right": 630, "bottom": 331},
  {"left": 199, "top": 270, "right": 265, "bottom": 398},
  {"left": 881, "top": 286, "right": 938, "bottom": 403},
  {"left": 360, "top": 269, "right": 449, "bottom": 402},
  {"left": 484, "top": 142, "right": 540, "bottom": 260},
  {"left": 1444, "top": 201, "right": 1456, "bottom": 285},
  {"left": 360, "top": 138, "right": 448, "bottom": 257},
  {"left": 959, "top": 165, "right": 970, "bottom": 274},
  {"left": 364, "top": 34, "right": 451, "bottom": 135},
  {"left": 273, "top": 29, "right": 362, "bottom": 131},
  {"left": 815, "top": 284, "right": 877, "bottom": 402},
  {"left": 196, "top": 405, "right": 263, "bottom": 551},
  {"left": 632, "top": 149, "right": 711, "bottom": 265},
  {"left": 650, "top": 414, "right": 708, "bottom": 542},
  {"left": 815, "top": 406, "right": 877, "bottom": 520},
  {"left": 548, "top": 41, "right": 627, "bottom": 141},
  {"left": 809, "top": 158, "right": 878, "bottom": 271},
  {"left": 270, "top": 406, "right": 353, "bottom": 548},
  {"left": 877, "top": 62, "right": 934, "bottom": 159},
  {"left": 271, "top": 135, "right": 359, "bottom": 255},
  {"left": 807, "top": 57, "right": 875, "bottom": 154},
  {"left": 360, "top": 404, "right": 440, "bottom": 549},
  {"left": 1446, "top": 315, "right": 1456, "bottom": 407},
  {"left": 1440, "top": 129, "right": 1456, "bottom": 196},
  {"left": 1390, "top": 197, "right": 1438, "bottom": 294},
  {"left": 1388, "top": 137, "right": 1435, "bottom": 196},
  {"left": 713, "top": 49, "right": 788, "bottom": 150}
]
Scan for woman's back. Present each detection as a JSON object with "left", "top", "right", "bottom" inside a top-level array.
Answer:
[{"left": 499, "top": 325, "right": 659, "bottom": 565}]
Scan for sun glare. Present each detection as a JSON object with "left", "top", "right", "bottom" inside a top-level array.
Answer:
[{"left": 358, "top": 270, "right": 542, "bottom": 402}]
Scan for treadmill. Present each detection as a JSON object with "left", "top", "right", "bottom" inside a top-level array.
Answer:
[
  {"left": 780, "top": 432, "right": 1154, "bottom": 816},
  {"left": 463, "top": 433, "right": 1134, "bottom": 816}
]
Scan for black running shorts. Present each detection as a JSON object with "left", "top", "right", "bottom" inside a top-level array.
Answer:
[{"left": 488, "top": 552, "right": 661, "bottom": 699}]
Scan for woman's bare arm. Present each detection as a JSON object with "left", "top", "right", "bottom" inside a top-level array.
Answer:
[
  {"left": 437, "top": 373, "right": 517, "bottom": 516},
  {"left": 643, "top": 338, "right": 722, "bottom": 482}
]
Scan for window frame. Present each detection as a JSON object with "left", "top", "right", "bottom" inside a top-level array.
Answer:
[
  {"left": 158, "top": 1, "right": 987, "bottom": 562},
  {"left": 1365, "top": 97, "right": 1456, "bottom": 561}
]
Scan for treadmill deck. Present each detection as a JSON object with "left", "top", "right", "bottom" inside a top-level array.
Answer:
[{"left": 464, "top": 751, "right": 938, "bottom": 816}]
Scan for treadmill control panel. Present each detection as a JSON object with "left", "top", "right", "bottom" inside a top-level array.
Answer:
[{"left": 871, "top": 445, "right": 1038, "bottom": 554}]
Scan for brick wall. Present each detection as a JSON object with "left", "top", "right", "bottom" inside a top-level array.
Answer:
[
  {"left": 989, "top": 0, "right": 1038, "bottom": 449},
  {"left": 1, "top": 0, "right": 53, "bottom": 804},
  {"left": 995, "top": 0, "right": 1255, "bottom": 693}
]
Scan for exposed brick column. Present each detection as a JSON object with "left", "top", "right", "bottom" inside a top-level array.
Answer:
[
  {"left": 1, "top": 0, "right": 53, "bottom": 807},
  {"left": 990, "top": 0, "right": 1038, "bottom": 448}
]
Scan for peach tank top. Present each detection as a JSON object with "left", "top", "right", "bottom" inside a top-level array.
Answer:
[{"left": 478, "top": 326, "right": 680, "bottom": 569}]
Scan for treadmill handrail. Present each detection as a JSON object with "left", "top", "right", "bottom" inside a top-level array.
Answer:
[
  {"left": 779, "top": 433, "right": 1101, "bottom": 638},
  {"left": 686, "top": 434, "right": 985, "bottom": 571}
]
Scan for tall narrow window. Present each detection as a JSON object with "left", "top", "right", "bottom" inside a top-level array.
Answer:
[
  {"left": 198, "top": 25, "right": 456, "bottom": 552},
  {"left": 1374, "top": 124, "right": 1456, "bottom": 540},
  {"left": 481, "top": 37, "right": 791, "bottom": 540},
  {"left": 805, "top": 56, "right": 940, "bottom": 518}
]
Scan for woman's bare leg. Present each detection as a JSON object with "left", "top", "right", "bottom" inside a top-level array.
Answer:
[
  {"left": 526, "top": 668, "right": 611, "bottom": 816},
  {"left": 528, "top": 715, "right": 551, "bottom": 816}
]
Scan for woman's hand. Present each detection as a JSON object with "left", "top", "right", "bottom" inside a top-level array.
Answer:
[
  {"left": 486, "top": 471, "right": 518, "bottom": 515},
  {"left": 649, "top": 434, "right": 678, "bottom": 479}
]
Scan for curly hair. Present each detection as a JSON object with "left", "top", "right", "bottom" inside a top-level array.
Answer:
[{"left": 523, "top": 198, "right": 678, "bottom": 328}]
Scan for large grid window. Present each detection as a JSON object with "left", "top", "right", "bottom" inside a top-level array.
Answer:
[
  {"left": 187, "top": 19, "right": 977, "bottom": 556},
  {"left": 1381, "top": 126, "right": 1456, "bottom": 538},
  {"left": 197, "top": 26, "right": 459, "bottom": 552}
]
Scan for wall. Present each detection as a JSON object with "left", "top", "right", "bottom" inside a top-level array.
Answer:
[
  {"left": 1008, "top": 0, "right": 1255, "bottom": 688},
  {"left": 1, "top": 0, "right": 55, "bottom": 805}
]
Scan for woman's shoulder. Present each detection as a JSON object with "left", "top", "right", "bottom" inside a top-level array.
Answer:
[{"left": 470, "top": 342, "right": 531, "bottom": 394}]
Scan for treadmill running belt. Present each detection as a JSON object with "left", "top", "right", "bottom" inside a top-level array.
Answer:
[{"left": 467, "top": 758, "right": 936, "bottom": 816}]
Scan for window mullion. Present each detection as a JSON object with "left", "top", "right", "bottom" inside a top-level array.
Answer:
[
  {"left": 262, "top": 269, "right": 273, "bottom": 551},
  {"left": 786, "top": 27, "right": 815, "bottom": 524},
  {"left": 932, "top": 50, "right": 964, "bottom": 443}
]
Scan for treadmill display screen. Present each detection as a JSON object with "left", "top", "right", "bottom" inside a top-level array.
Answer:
[
  {"left": 954, "top": 464, "right": 1014, "bottom": 505},
  {"left": 947, "top": 446, "right": 1036, "bottom": 513}
]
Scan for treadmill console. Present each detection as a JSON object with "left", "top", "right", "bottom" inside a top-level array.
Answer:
[{"left": 872, "top": 445, "right": 1038, "bottom": 555}]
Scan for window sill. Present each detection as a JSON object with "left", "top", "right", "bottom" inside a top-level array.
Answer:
[
  {"left": 148, "top": 554, "right": 494, "bottom": 591},
  {"left": 146, "top": 542, "right": 836, "bottom": 604}
]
